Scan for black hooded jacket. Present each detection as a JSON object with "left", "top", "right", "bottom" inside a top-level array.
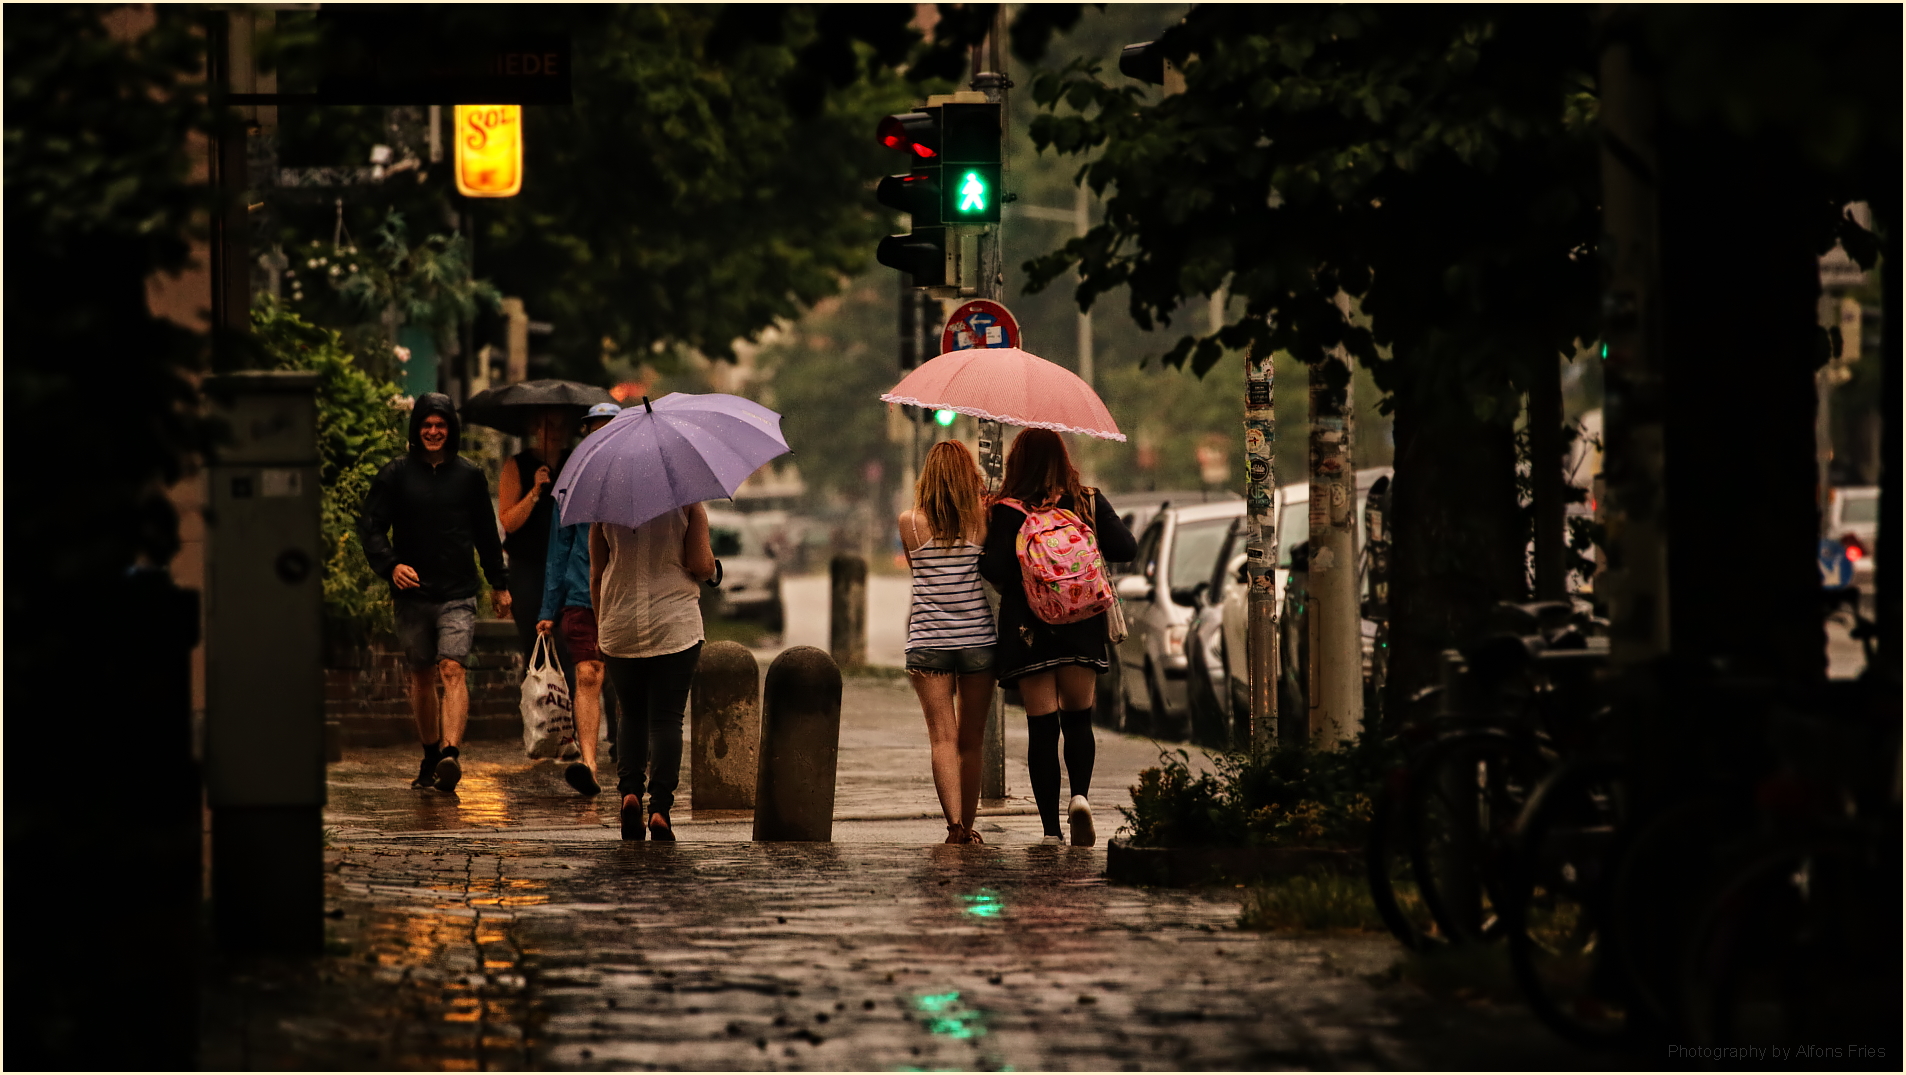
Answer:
[{"left": 357, "top": 393, "right": 508, "bottom": 603}]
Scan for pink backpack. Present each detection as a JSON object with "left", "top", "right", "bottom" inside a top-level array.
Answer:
[{"left": 997, "top": 495, "right": 1116, "bottom": 625}]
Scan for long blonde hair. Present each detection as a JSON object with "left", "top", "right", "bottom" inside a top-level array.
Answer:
[{"left": 914, "top": 440, "right": 985, "bottom": 543}]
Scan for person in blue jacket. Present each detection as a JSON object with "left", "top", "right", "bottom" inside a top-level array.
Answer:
[{"left": 536, "top": 402, "right": 620, "bottom": 795}]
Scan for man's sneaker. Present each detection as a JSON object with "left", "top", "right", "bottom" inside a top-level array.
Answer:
[
  {"left": 1038, "top": 834, "right": 1063, "bottom": 845},
  {"left": 1068, "top": 795, "right": 1095, "bottom": 847},
  {"left": 564, "top": 762, "right": 601, "bottom": 797},
  {"left": 410, "top": 747, "right": 440, "bottom": 789},
  {"left": 434, "top": 749, "right": 462, "bottom": 794}
]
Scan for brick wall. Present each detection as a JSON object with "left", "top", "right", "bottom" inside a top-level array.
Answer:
[{"left": 326, "top": 619, "right": 528, "bottom": 747}]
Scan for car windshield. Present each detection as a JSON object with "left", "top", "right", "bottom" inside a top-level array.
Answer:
[
  {"left": 1843, "top": 495, "right": 1879, "bottom": 524},
  {"left": 1169, "top": 518, "right": 1234, "bottom": 603}
]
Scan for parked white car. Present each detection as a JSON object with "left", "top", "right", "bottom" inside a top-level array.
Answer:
[
  {"left": 1205, "top": 468, "right": 1393, "bottom": 745},
  {"left": 1108, "top": 499, "right": 1247, "bottom": 740},
  {"left": 705, "top": 508, "right": 785, "bottom": 631}
]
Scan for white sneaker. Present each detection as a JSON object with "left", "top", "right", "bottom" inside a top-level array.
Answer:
[
  {"left": 1068, "top": 795, "right": 1095, "bottom": 847},
  {"left": 1038, "top": 835, "right": 1063, "bottom": 845}
]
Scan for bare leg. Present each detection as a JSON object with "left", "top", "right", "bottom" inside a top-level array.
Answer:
[
  {"left": 909, "top": 670, "right": 964, "bottom": 829},
  {"left": 437, "top": 659, "right": 469, "bottom": 747},
  {"left": 573, "top": 660, "right": 604, "bottom": 769},
  {"left": 409, "top": 666, "right": 441, "bottom": 746},
  {"left": 954, "top": 671, "right": 993, "bottom": 830}
]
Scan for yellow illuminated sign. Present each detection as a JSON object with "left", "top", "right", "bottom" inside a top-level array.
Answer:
[{"left": 454, "top": 105, "right": 523, "bottom": 198}]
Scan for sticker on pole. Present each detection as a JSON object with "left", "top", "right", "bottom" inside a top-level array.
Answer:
[{"left": 941, "top": 300, "right": 1021, "bottom": 354}]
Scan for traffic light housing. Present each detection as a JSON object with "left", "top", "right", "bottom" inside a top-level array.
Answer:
[
  {"left": 876, "top": 109, "right": 948, "bottom": 287},
  {"left": 874, "top": 100, "right": 1001, "bottom": 287}
]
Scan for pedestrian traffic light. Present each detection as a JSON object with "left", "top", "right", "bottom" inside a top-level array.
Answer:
[
  {"left": 875, "top": 110, "right": 949, "bottom": 287},
  {"left": 936, "top": 103, "right": 1000, "bottom": 225},
  {"left": 875, "top": 101, "right": 1003, "bottom": 285}
]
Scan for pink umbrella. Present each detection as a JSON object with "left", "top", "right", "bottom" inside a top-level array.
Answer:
[{"left": 880, "top": 346, "right": 1125, "bottom": 441}]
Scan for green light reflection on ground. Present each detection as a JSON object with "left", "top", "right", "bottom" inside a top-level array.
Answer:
[
  {"left": 912, "top": 989, "right": 986, "bottom": 1040},
  {"left": 960, "top": 888, "right": 1004, "bottom": 918}
]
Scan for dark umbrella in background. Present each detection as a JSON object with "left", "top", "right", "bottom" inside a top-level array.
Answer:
[{"left": 460, "top": 378, "right": 617, "bottom": 435}]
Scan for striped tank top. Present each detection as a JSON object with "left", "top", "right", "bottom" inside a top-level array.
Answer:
[{"left": 906, "top": 539, "right": 995, "bottom": 651}]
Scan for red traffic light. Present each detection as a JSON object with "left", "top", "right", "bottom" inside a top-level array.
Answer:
[{"left": 877, "top": 112, "right": 938, "bottom": 158}]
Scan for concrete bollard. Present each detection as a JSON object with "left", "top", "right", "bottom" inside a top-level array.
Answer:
[
  {"left": 753, "top": 646, "right": 842, "bottom": 842},
  {"left": 829, "top": 553, "right": 867, "bottom": 670},
  {"left": 691, "top": 640, "right": 759, "bottom": 810}
]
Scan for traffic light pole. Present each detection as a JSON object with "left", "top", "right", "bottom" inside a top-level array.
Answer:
[{"left": 974, "top": 16, "right": 1009, "bottom": 802}]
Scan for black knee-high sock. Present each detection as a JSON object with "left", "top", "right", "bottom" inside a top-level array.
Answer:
[
  {"left": 1026, "top": 711, "right": 1062, "bottom": 836},
  {"left": 1060, "top": 707, "right": 1095, "bottom": 799}
]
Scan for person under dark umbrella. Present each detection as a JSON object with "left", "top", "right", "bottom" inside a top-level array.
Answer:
[{"left": 498, "top": 405, "right": 574, "bottom": 664}]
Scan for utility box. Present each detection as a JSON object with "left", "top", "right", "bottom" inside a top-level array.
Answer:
[{"left": 204, "top": 370, "right": 324, "bottom": 952}]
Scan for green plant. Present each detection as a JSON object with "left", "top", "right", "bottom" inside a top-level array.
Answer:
[
  {"left": 1121, "top": 735, "right": 1399, "bottom": 850},
  {"left": 251, "top": 301, "right": 406, "bottom": 647},
  {"left": 1239, "top": 872, "right": 1384, "bottom": 933}
]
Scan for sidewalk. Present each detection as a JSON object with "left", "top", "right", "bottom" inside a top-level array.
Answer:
[
  {"left": 205, "top": 677, "right": 1608, "bottom": 1071},
  {"left": 324, "top": 674, "right": 1209, "bottom": 846}
]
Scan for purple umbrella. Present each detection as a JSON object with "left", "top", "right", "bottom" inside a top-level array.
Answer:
[{"left": 553, "top": 392, "right": 790, "bottom": 530}]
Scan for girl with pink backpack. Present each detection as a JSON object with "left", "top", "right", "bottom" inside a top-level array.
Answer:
[{"left": 978, "top": 429, "right": 1138, "bottom": 845}]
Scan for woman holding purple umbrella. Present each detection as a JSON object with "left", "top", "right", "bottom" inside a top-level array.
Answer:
[
  {"left": 556, "top": 392, "right": 792, "bottom": 841},
  {"left": 589, "top": 502, "right": 717, "bottom": 841}
]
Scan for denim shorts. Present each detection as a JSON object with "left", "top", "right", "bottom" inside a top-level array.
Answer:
[
  {"left": 905, "top": 645, "right": 997, "bottom": 675},
  {"left": 394, "top": 596, "right": 477, "bottom": 668}
]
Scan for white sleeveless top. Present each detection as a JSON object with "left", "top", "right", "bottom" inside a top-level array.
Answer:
[
  {"left": 906, "top": 538, "right": 995, "bottom": 651},
  {"left": 595, "top": 509, "right": 704, "bottom": 659}
]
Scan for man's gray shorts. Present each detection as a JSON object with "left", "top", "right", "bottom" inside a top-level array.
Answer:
[{"left": 394, "top": 596, "right": 477, "bottom": 669}]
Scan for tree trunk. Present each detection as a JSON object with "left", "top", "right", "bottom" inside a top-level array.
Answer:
[
  {"left": 1386, "top": 373, "right": 1523, "bottom": 723},
  {"left": 1657, "top": 126, "right": 1825, "bottom": 686}
]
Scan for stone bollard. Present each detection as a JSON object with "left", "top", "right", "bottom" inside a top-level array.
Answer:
[
  {"left": 829, "top": 553, "right": 867, "bottom": 670},
  {"left": 753, "top": 646, "right": 842, "bottom": 842},
  {"left": 691, "top": 641, "right": 759, "bottom": 809}
]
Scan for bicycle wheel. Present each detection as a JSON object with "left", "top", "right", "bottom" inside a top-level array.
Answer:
[
  {"left": 1679, "top": 830, "right": 1899, "bottom": 1048},
  {"left": 1366, "top": 767, "right": 1443, "bottom": 951},
  {"left": 1503, "top": 759, "right": 1630, "bottom": 1046},
  {"left": 1407, "top": 730, "right": 1550, "bottom": 943},
  {"left": 1603, "top": 796, "right": 1751, "bottom": 1033}
]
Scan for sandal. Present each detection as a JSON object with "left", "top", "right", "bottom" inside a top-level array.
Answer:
[
  {"left": 964, "top": 827, "right": 985, "bottom": 845},
  {"left": 945, "top": 823, "right": 967, "bottom": 844}
]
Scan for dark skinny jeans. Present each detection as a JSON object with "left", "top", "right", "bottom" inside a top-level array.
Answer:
[{"left": 603, "top": 642, "right": 702, "bottom": 818}]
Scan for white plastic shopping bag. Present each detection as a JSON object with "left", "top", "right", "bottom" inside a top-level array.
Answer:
[{"left": 520, "top": 632, "right": 576, "bottom": 759}]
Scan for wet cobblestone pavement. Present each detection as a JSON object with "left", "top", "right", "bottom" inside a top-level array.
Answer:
[{"left": 201, "top": 678, "right": 1608, "bottom": 1070}]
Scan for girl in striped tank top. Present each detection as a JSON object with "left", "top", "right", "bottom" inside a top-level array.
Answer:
[{"left": 898, "top": 441, "right": 996, "bottom": 845}]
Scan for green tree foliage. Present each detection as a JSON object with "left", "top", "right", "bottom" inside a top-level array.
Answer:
[
  {"left": 1021, "top": 6, "right": 1605, "bottom": 707},
  {"left": 4, "top": 6, "right": 219, "bottom": 636},
  {"left": 753, "top": 269, "right": 906, "bottom": 506},
  {"left": 251, "top": 303, "right": 406, "bottom": 645},
  {"left": 289, "top": 209, "right": 500, "bottom": 359},
  {"left": 455, "top": 5, "right": 968, "bottom": 374}
]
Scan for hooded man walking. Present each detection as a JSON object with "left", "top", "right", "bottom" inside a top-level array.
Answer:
[{"left": 359, "top": 393, "right": 512, "bottom": 793}]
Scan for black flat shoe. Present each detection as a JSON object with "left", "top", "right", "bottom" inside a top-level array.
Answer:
[
  {"left": 619, "top": 796, "right": 644, "bottom": 840},
  {"left": 565, "top": 762, "right": 601, "bottom": 796},
  {"left": 648, "top": 814, "right": 675, "bottom": 842},
  {"left": 433, "top": 750, "right": 462, "bottom": 794}
]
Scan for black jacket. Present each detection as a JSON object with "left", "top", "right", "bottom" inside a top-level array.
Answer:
[
  {"left": 979, "top": 491, "right": 1139, "bottom": 595},
  {"left": 357, "top": 393, "right": 508, "bottom": 603}
]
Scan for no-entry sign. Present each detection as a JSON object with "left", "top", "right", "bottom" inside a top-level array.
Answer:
[{"left": 940, "top": 300, "right": 1021, "bottom": 354}]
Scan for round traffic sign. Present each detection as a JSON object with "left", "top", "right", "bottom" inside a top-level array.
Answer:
[{"left": 940, "top": 300, "right": 1021, "bottom": 354}]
